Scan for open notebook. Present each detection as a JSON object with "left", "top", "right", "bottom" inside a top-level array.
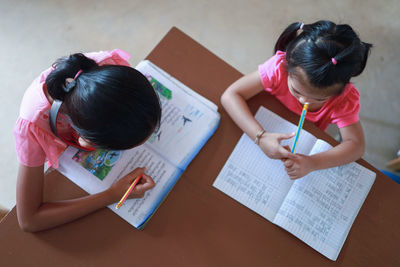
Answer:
[
  {"left": 213, "top": 107, "right": 375, "bottom": 260},
  {"left": 58, "top": 60, "right": 220, "bottom": 230}
]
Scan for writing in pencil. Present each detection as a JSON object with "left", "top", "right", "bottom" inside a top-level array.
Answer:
[
  {"left": 291, "top": 102, "right": 309, "bottom": 154},
  {"left": 116, "top": 174, "right": 143, "bottom": 209}
]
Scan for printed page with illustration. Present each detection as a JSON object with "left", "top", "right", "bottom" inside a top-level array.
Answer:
[{"left": 58, "top": 60, "right": 220, "bottom": 229}]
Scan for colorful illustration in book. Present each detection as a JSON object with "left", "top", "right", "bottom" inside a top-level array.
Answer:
[
  {"left": 146, "top": 74, "right": 172, "bottom": 100},
  {"left": 144, "top": 73, "right": 206, "bottom": 144},
  {"left": 72, "top": 149, "right": 121, "bottom": 180}
]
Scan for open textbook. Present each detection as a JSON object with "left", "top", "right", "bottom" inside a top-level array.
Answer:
[
  {"left": 58, "top": 60, "right": 220, "bottom": 230},
  {"left": 213, "top": 107, "right": 375, "bottom": 261}
]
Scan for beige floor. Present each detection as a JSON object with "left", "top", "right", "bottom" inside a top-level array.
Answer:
[{"left": 1, "top": 0, "right": 399, "bottom": 210}]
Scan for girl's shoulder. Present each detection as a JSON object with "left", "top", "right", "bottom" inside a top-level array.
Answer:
[
  {"left": 258, "top": 51, "right": 288, "bottom": 90},
  {"left": 327, "top": 83, "right": 361, "bottom": 128},
  {"left": 335, "top": 83, "right": 360, "bottom": 106},
  {"left": 327, "top": 83, "right": 360, "bottom": 118},
  {"left": 14, "top": 117, "right": 67, "bottom": 168},
  {"left": 15, "top": 72, "right": 69, "bottom": 168},
  {"left": 259, "top": 51, "right": 287, "bottom": 69},
  {"left": 84, "top": 49, "right": 131, "bottom": 67},
  {"left": 19, "top": 74, "right": 51, "bottom": 124},
  {"left": 275, "top": 50, "right": 287, "bottom": 60}
]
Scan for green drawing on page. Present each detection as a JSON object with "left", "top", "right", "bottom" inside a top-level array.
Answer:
[
  {"left": 72, "top": 149, "right": 121, "bottom": 180},
  {"left": 146, "top": 74, "right": 172, "bottom": 100}
]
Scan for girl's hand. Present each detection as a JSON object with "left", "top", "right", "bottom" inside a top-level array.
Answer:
[
  {"left": 259, "top": 132, "right": 296, "bottom": 159},
  {"left": 283, "top": 154, "right": 315, "bottom": 179},
  {"left": 108, "top": 167, "right": 155, "bottom": 202}
]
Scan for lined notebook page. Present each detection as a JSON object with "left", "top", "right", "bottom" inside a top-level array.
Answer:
[
  {"left": 213, "top": 107, "right": 317, "bottom": 221},
  {"left": 274, "top": 139, "right": 376, "bottom": 260}
]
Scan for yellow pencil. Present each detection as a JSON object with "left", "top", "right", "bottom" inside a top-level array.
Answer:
[
  {"left": 291, "top": 102, "right": 309, "bottom": 154},
  {"left": 115, "top": 174, "right": 143, "bottom": 209}
]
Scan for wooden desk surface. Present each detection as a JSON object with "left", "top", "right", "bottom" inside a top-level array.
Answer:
[{"left": 1, "top": 27, "right": 399, "bottom": 267}]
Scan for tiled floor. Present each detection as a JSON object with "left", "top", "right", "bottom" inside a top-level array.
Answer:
[{"left": 1, "top": 0, "right": 399, "bottom": 209}]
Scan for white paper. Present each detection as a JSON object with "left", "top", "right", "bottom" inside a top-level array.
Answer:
[
  {"left": 213, "top": 107, "right": 376, "bottom": 260},
  {"left": 136, "top": 61, "right": 220, "bottom": 169},
  {"left": 214, "top": 107, "right": 317, "bottom": 219},
  {"left": 274, "top": 139, "right": 376, "bottom": 260},
  {"left": 58, "top": 145, "right": 181, "bottom": 228}
]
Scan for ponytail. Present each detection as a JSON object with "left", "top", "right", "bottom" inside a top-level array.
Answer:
[
  {"left": 276, "top": 20, "right": 373, "bottom": 89},
  {"left": 44, "top": 51, "right": 162, "bottom": 150},
  {"left": 274, "top": 22, "right": 303, "bottom": 53},
  {"left": 46, "top": 53, "right": 98, "bottom": 101},
  {"left": 352, "top": 41, "right": 373, "bottom": 77}
]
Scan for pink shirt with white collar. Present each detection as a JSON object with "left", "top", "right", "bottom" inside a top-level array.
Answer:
[
  {"left": 258, "top": 51, "right": 360, "bottom": 131},
  {"left": 13, "top": 49, "right": 131, "bottom": 168}
]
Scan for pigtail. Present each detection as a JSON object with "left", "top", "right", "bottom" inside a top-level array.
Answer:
[
  {"left": 352, "top": 41, "right": 373, "bottom": 76},
  {"left": 274, "top": 22, "right": 303, "bottom": 53},
  {"left": 327, "top": 24, "right": 373, "bottom": 78},
  {"left": 332, "top": 41, "right": 357, "bottom": 64},
  {"left": 46, "top": 53, "right": 98, "bottom": 101},
  {"left": 285, "top": 20, "right": 373, "bottom": 88}
]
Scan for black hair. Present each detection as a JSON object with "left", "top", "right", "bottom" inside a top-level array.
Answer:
[
  {"left": 46, "top": 53, "right": 162, "bottom": 150},
  {"left": 274, "top": 20, "right": 372, "bottom": 89}
]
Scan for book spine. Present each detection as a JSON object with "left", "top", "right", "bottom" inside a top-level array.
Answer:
[
  {"left": 137, "top": 168, "right": 184, "bottom": 230},
  {"left": 178, "top": 118, "right": 221, "bottom": 170}
]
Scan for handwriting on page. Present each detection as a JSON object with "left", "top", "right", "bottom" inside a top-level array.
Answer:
[
  {"left": 213, "top": 108, "right": 375, "bottom": 260},
  {"left": 224, "top": 163, "right": 274, "bottom": 205},
  {"left": 274, "top": 163, "right": 372, "bottom": 259},
  {"left": 214, "top": 134, "right": 295, "bottom": 221}
]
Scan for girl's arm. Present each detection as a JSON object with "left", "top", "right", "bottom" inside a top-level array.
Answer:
[
  {"left": 16, "top": 164, "right": 154, "bottom": 232},
  {"left": 284, "top": 122, "right": 365, "bottom": 179},
  {"left": 221, "top": 71, "right": 295, "bottom": 159}
]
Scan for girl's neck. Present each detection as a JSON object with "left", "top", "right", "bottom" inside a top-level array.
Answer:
[{"left": 306, "top": 101, "right": 325, "bottom": 112}]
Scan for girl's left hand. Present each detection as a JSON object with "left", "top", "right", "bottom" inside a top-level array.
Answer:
[{"left": 282, "top": 154, "right": 315, "bottom": 179}]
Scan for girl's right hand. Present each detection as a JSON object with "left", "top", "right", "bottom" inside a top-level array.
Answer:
[
  {"left": 259, "top": 132, "right": 296, "bottom": 159},
  {"left": 108, "top": 167, "right": 155, "bottom": 203}
]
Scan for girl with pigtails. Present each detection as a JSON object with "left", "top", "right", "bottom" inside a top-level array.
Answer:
[{"left": 221, "top": 20, "right": 372, "bottom": 179}]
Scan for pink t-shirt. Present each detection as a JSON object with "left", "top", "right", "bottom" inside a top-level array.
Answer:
[
  {"left": 13, "top": 49, "right": 131, "bottom": 168},
  {"left": 258, "top": 51, "right": 360, "bottom": 131}
]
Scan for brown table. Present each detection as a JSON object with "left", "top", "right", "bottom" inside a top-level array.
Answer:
[{"left": 1, "top": 27, "right": 399, "bottom": 266}]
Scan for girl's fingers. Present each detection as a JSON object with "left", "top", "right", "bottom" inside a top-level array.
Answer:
[
  {"left": 284, "top": 159, "right": 294, "bottom": 168},
  {"left": 133, "top": 174, "right": 155, "bottom": 193},
  {"left": 288, "top": 171, "right": 298, "bottom": 179},
  {"left": 278, "top": 147, "right": 292, "bottom": 158},
  {"left": 280, "top": 148, "right": 296, "bottom": 160},
  {"left": 277, "top": 132, "right": 296, "bottom": 141},
  {"left": 126, "top": 167, "right": 146, "bottom": 183},
  {"left": 286, "top": 169, "right": 296, "bottom": 175},
  {"left": 142, "top": 174, "right": 155, "bottom": 188}
]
